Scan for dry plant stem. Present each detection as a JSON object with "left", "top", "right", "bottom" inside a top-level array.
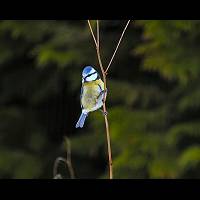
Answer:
[
  {"left": 53, "top": 157, "right": 67, "bottom": 178},
  {"left": 87, "top": 21, "right": 98, "bottom": 47},
  {"left": 53, "top": 138, "right": 75, "bottom": 179},
  {"left": 87, "top": 20, "right": 113, "bottom": 179},
  {"left": 87, "top": 20, "right": 130, "bottom": 179},
  {"left": 105, "top": 20, "right": 131, "bottom": 74},
  {"left": 53, "top": 157, "right": 75, "bottom": 179},
  {"left": 65, "top": 138, "right": 75, "bottom": 179},
  {"left": 97, "top": 20, "right": 99, "bottom": 48},
  {"left": 96, "top": 47, "right": 113, "bottom": 179}
]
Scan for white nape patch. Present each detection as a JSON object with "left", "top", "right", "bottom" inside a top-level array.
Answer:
[
  {"left": 90, "top": 68, "right": 96, "bottom": 74},
  {"left": 85, "top": 73, "right": 98, "bottom": 82}
]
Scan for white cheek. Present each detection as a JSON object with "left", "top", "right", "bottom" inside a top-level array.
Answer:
[{"left": 86, "top": 73, "right": 98, "bottom": 81}]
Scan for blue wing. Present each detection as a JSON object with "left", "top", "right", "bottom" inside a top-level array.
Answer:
[
  {"left": 97, "top": 84, "right": 107, "bottom": 102},
  {"left": 80, "top": 85, "right": 83, "bottom": 109}
]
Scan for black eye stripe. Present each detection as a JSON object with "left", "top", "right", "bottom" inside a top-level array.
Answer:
[{"left": 84, "top": 72, "right": 97, "bottom": 80}]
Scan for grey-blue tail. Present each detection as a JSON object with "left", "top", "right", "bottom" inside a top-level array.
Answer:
[{"left": 76, "top": 112, "right": 88, "bottom": 128}]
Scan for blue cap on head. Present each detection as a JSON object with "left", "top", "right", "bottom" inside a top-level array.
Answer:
[{"left": 82, "top": 66, "right": 96, "bottom": 78}]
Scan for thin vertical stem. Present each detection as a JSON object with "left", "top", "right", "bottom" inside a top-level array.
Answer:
[
  {"left": 87, "top": 20, "right": 98, "bottom": 47},
  {"left": 97, "top": 20, "right": 100, "bottom": 48},
  {"left": 87, "top": 20, "right": 113, "bottom": 179},
  {"left": 87, "top": 20, "right": 130, "bottom": 179},
  {"left": 105, "top": 20, "right": 131, "bottom": 74},
  {"left": 65, "top": 137, "right": 75, "bottom": 179},
  {"left": 53, "top": 137, "right": 75, "bottom": 179},
  {"left": 96, "top": 47, "right": 113, "bottom": 179}
]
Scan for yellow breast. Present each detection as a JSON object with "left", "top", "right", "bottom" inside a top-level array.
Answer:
[{"left": 81, "top": 79, "right": 104, "bottom": 111}]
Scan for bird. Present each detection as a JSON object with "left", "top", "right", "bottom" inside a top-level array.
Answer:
[{"left": 76, "top": 66, "right": 106, "bottom": 128}]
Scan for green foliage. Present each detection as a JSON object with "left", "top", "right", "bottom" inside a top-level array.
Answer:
[
  {"left": 0, "top": 20, "right": 200, "bottom": 178},
  {"left": 179, "top": 146, "right": 200, "bottom": 169},
  {"left": 0, "top": 20, "right": 93, "bottom": 178},
  {"left": 135, "top": 20, "right": 200, "bottom": 83},
  {"left": 0, "top": 148, "right": 42, "bottom": 178}
]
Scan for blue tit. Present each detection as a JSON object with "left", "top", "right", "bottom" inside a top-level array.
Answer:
[{"left": 76, "top": 66, "right": 106, "bottom": 128}]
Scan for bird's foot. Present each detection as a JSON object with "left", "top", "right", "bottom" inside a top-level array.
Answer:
[
  {"left": 100, "top": 109, "right": 108, "bottom": 116},
  {"left": 104, "top": 111, "right": 108, "bottom": 116}
]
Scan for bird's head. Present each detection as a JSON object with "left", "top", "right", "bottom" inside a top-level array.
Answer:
[{"left": 82, "top": 66, "right": 99, "bottom": 83}]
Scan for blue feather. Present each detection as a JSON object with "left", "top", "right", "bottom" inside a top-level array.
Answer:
[{"left": 76, "top": 112, "right": 88, "bottom": 128}]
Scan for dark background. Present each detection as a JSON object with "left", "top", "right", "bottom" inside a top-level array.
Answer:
[{"left": 0, "top": 20, "right": 200, "bottom": 178}]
